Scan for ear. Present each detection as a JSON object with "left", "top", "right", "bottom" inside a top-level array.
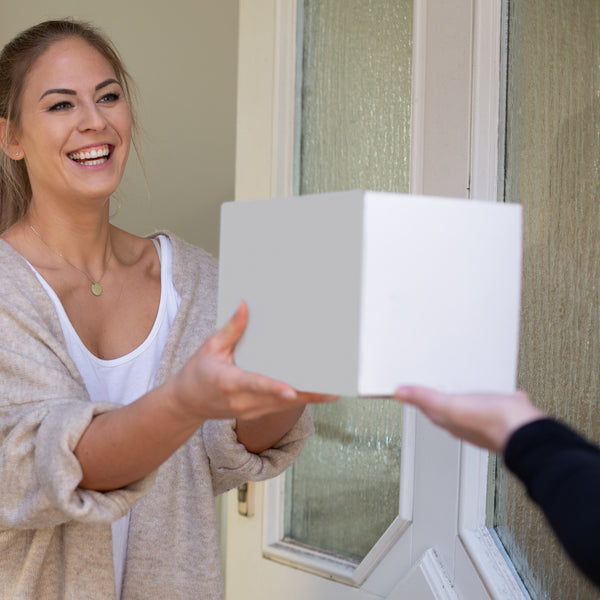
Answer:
[{"left": 0, "top": 118, "right": 24, "bottom": 161}]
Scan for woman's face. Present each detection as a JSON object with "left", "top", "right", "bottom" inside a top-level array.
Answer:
[{"left": 13, "top": 36, "right": 132, "bottom": 207}]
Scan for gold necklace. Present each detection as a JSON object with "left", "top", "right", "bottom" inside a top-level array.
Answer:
[{"left": 29, "top": 224, "right": 112, "bottom": 297}]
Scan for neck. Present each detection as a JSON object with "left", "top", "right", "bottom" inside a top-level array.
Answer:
[{"left": 26, "top": 201, "right": 114, "bottom": 277}]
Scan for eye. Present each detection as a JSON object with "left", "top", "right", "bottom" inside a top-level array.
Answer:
[
  {"left": 48, "top": 101, "right": 73, "bottom": 112},
  {"left": 98, "top": 92, "right": 121, "bottom": 104}
]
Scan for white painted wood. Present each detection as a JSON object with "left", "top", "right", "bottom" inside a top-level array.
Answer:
[
  {"left": 469, "top": 0, "right": 502, "bottom": 203},
  {"left": 458, "top": 443, "right": 489, "bottom": 532},
  {"left": 453, "top": 539, "right": 493, "bottom": 600},
  {"left": 410, "top": 0, "right": 474, "bottom": 199},
  {"left": 452, "top": 1, "right": 531, "bottom": 596},
  {"left": 460, "top": 529, "right": 529, "bottom": 600},
  {"left": 409, "top": 0, "right": 426, "bottom": 195},
  {"left": 388, "top": 549, "right": 459, "bottom": 600},
  {"left": 234, "top": 0, "right": 277, "bottom": 202},
  {"left": 271, "top": 0, "right": 297, "bottom": 198},
  {"left": 451, "top": 3, "right": 533, "bottom": 598}
]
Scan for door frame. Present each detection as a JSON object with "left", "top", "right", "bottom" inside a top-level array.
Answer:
[{"left": 227, "top": 1, "right": 528, "bottom": 598}]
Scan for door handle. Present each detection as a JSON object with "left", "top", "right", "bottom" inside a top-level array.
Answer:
[{"left": 237, "top": 482, "right": 255, "bottom": 517}]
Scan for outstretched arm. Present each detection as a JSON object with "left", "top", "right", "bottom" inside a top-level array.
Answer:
[
  {"left": 75, "top": 302, "right": 335, "bottom": 490},
  {"left": 394, "top": 385, "right": 600, "bottom": 587},
  {"left": 393, "top": 386, "right": 544, "bottom": 453}
]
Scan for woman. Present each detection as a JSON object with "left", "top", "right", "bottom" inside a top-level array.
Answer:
[
  {"left": 394, "top": 385, "right": 600, "bottom": 586},
  {"left": 0, "top": 19, "right": 333, "bottom": 599}
]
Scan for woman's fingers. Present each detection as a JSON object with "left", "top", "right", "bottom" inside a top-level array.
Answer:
[
  {"left": 203, "top": 301, "right": 249, "bottom": 356},
  {"left": 175, "top": 301, "right": 341, "bottom": 422},
  {"left": 229, "top": 366, "right": 298, "bottom": 402}
]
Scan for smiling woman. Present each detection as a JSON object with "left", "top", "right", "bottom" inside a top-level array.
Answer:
[
  {"left": 10, "top": 38, "right": 132, "bottom": 222},
  {"left": 0, "top": 19, "right": 333, "bottom": 600}
]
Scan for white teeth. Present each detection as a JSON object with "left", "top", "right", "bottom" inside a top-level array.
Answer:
[{"left": 68, "top": 145, "right": 110, "bottom": 162}]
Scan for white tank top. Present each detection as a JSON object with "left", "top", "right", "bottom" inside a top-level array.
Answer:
[{"left": 27, "top": 234, "right": 181, "bottom": 598}]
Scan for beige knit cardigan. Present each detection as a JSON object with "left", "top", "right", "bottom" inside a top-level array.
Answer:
[{"left": 0, "top": 233, "right": 313, "bottom": 599}]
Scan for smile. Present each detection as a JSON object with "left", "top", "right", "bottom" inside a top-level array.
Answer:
[{"left": 68, "top": 144, "right": 112, "bottom": 166}]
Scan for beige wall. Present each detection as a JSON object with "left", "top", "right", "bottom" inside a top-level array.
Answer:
[{"left": 0, "top": 1, "right": 239, "bottom": 255}]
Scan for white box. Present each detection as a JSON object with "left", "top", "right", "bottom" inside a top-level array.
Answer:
[{"left": 217, "top": 190, "right": 522, "bottom": 396}]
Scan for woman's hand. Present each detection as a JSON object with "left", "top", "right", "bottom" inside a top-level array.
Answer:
[
  {"left": 394, "top": 386, "right": 545, "bottom": 453},
  {"left": 77, "top": 301, "right": 335, "bottom": 490},
  {"left": 167, "top": 301, "right": 336, "bottom": 425}
]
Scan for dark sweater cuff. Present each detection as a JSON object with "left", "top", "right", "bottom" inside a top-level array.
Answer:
[{"left": 504, "top": 418, "right": 597, "bottom": 477}]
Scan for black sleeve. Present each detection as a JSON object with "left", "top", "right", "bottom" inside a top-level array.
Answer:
[{"left": 504, "top": 418, "right": 600, "bottom": 586}]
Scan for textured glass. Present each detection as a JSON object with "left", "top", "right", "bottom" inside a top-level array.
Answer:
[
  {"left": 285, "top": 399, "right": 403, "bottom": 561},
  {"left": 284, "top": 0, "right": 412, "bottom": 562},
  {"left": 298, "top": 0, "right": 412, "bottom": 195},
  {"left": 494, "top": 1, "right": 600, "bottom": 598}
]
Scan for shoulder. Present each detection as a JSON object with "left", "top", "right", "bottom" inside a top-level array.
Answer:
[
  {"left": 0, "top": 241, "right": 78, "bottom": 390},
  {"left": 162, "top": 232, "right": 216, "bottom": 268},
  {"left": 150, "top": 231, "right": 219, "bottom": 312},
  {"left": 0, "top": 236, "right": 29, "bottom": 271},
  {"left": 151, "top": 231, "right": 218, "bottom": 287},
  {"left": 0, "top": 238, "right": 49, "bottom": 302}
]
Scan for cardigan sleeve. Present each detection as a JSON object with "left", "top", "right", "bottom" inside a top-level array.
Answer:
[
  {"left": 0, "top": 398, "right": 155, "bottom": 529},
  {"left": 201, "top": 406, "right": 314, "bottom": 496},
  {"left": 504, "top": 418, "right": 600, "bottom": 586}
]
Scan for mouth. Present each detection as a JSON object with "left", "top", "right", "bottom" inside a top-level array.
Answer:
[{"left": 68, "top": 144, "right": 113, "bottom": 166}]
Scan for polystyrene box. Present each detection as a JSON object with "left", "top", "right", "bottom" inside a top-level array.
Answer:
[{"left": 217, "top": 190, "right": 522, "bottom": 396}]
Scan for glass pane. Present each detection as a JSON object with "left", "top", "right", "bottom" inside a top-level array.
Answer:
[
  {"left": 284, "top": 0, "right": 412, "bottom": 563},
  {"left": 494, "top": 1, "right": 600, "bottom": 597},
  {"left": 298, "top": 0, "right": 413, "bottom": 195},
  {"left": 285, "top": 399, "right": 402, "bottom": 561}
]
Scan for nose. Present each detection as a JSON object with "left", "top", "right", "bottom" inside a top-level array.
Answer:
[{"left": 77, "top": 101, "right": 108, "bottom": 132}]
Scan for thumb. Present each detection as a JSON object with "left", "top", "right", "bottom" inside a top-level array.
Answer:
[{"left": 208, "top": 300, "right": 249, "bottom": 353}]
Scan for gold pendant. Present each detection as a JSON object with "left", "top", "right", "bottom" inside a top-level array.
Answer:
[{"left": 91, "top": 282, "right": 103, "bottom": 296}]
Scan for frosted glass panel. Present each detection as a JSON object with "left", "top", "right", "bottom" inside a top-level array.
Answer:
[
  {"left": 284, "top": 0, "right": 412, "bottom": 562},
  {"left": 494, "top": 1, "right": 600, "bottom": 597},
  {"left": 298, "top": 0, "right": 412, "bottom": 195},
  {"left": 285, "top": 399, "right": 402, "bottom": 561}
]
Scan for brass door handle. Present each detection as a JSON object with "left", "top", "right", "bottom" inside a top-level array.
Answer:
[{"left": 237, "top": 482, "right": 255, "bottom": 517}]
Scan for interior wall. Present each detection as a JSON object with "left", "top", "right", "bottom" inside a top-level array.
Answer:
[{"left": 0, "top": 1, "right": 239, "bottom": 256}]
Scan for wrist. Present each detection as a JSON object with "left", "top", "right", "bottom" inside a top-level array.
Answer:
[
  {"left": 158, "top": 376, "right": 206, "bottom": 431},
  {"left": 500, "top": 399, "right": 546, "bottom": 452}
]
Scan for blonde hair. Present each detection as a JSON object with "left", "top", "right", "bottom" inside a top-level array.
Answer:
[{"left": 0, "top": 19, "right": 141, "bottom": 233}]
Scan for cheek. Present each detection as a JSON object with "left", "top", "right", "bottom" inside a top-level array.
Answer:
[
  {"left": 118, "top": 106, "right": 133, "bottom": 144},
  {"left": 115, "top": 112, "right": 132, "bottom": 168},
  {"left": 116, "top": 121, "right": 132, "bottom": 158},
  {"left": 21, "top": 135, "right": 57, "bottom": 167}
]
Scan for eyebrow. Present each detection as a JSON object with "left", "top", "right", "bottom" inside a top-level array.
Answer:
[{"left": 39, "top": 78, "right": 121, "bottom": 101}]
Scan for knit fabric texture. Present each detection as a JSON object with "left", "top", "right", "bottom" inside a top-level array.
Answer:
[{"left": 0, "top": 233, "right": 313, "bottom": 599}]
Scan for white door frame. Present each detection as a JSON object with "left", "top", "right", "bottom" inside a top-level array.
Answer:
[{"left": 226, "top": 1, "right": 528, "bottom": 598}]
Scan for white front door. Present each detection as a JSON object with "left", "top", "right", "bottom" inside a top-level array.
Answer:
[{"left": 225, "top": 1, "right": 526, "bottom": 598}]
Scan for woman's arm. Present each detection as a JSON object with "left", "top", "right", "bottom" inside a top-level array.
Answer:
[
  {"left": 75, "top": 302, "right": 335, "bottom": 490},
  {"left": 235, "top": 405, "right": 308, "bottom": 454}
]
